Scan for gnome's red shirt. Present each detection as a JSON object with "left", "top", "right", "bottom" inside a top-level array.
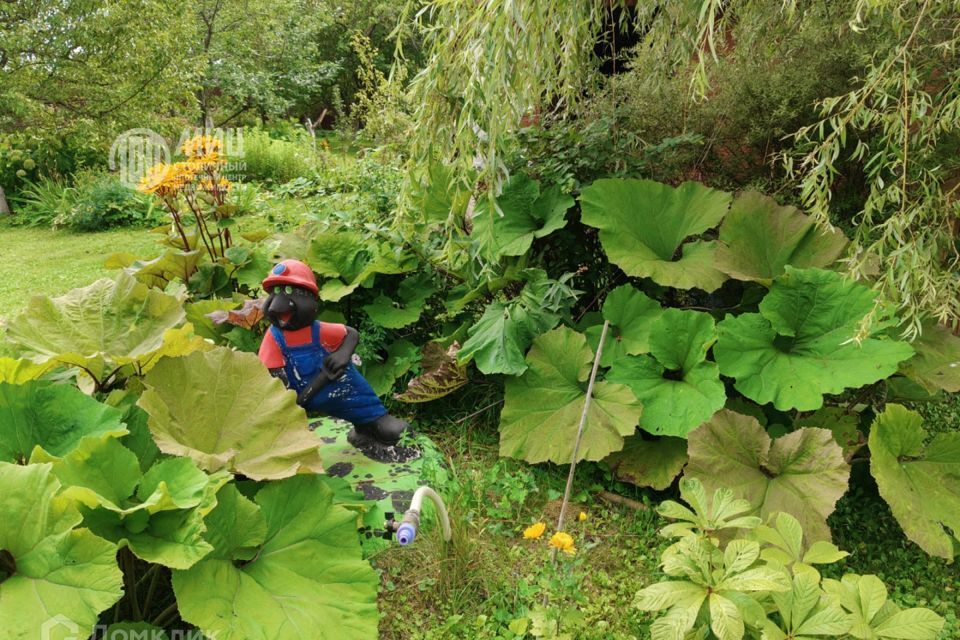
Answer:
[{"left": 257, "top": 322, "right": 348, "bottom": 369}]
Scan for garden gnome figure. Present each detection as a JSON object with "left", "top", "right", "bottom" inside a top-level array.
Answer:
[{"left": 258, "top": 259, "right": 412, "bottom": 458}]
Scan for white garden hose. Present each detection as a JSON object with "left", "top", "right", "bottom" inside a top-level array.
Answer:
[{"left": 394, "top": 486, "right": 452, "bottom": 546}]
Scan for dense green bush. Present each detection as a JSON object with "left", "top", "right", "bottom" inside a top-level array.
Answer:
[
  {"left": 12, "top": 172, "right": 161, "bottom": 231},
  {"left": 240, "top": 129, "right": 316, "bottom": 185}
]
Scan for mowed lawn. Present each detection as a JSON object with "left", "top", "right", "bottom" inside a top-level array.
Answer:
[{"left": 0, "top": 226, "right": 157, "bottom": 317}]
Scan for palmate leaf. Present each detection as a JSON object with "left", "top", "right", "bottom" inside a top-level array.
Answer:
[
  {"left": 584, "top": 285, "right": 662, "bottom": 367},
  {"left": 685, "top": 410, "right": 850, "bottom": 543},
  {"left": 172, "top": 478, "right": 379, "bottom": 640},
  {"left": 580, "top": 178, "right": 732, "bottom": 291},
  {"left": 715, "top": 191, "right": 847, "bottom": 284},
  {"left": 608, "top": 309, "right": 725, "bottom": 437},
  {"left": 472, "top": 173, "right": 573, "bottom": 260},
  {"left": 499, "top": 326, "right": 643, "bottom": 464},
  {"left": 0, "top": 381, "right": 127, "bottom": 464},
  {"left": 657, "top": 477, "right": 762, "bottom": 539},
  {"left": 715, "top": 267, "right": 914, "bottom": 411},
  {"left": 605, "top": 433, "right": 687, "bottom": 490},
  {"left": 898, "top": 321, "right": 960, "bottom": 393},
  {"left": 868, "top": 404, "right": 960, "bottom": 560},
  {"left": 138, "top": 348, "right": 324, "bottom": 480},
  {"left": 5, "top": 272, "right": 192, "bottom": 383},
  {"left": 823, "top": 574, "right": 944, "bottom": 640},
  {"left": 764, "top": 569, "right": 851, "bottom": 639},
  {"left": 752, "top": 512, "right": 848, "bottom": 569},
  {"left": 0, "top": 463, "right": 123, "bottom": 640},
  {"left": 33, "top": 436, "right": 229, "bottom": 569}
]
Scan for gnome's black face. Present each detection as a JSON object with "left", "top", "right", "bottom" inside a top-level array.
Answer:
[{"left": 264, "top": 285, "right": 319, "bottom": 331}]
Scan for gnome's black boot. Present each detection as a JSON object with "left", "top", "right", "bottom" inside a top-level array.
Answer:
[{"left": 348, "top": 414, "right": 417, "bottom": 463}]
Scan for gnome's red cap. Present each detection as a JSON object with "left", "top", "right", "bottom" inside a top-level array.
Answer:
[{"left": 262, "top": 259, "right": 318, "bottom": 295}]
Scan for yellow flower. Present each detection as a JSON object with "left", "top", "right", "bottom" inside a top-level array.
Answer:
[
  {"left": 578, "top": 511, "right": 587, "bottom": 522},
  {"left": 548, "top": 531, "right": 576, "bottom": 555},
  {"left": 181, "top": 134, "right": 222, "bottom": 159},
  {"left": 199, "top": 176, "right": 232, "bottom": 193},
  {"left": 522, "top": 522, "right": 546, "bottom": 540}
]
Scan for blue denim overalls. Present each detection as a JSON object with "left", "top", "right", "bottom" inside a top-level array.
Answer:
[{"left": 271, "top": 322, "right": 387, "bottom": 425}]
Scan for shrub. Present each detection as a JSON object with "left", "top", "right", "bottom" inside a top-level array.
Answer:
[
  {"left": 56, "top": 172, "right": 161, "bottom": 232},
  {"left": 240, "top": 129, "right": 315, "bottom": 184}
]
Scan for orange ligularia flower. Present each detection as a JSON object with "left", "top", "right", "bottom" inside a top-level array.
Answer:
[
  {"left": 522, "top": 522, "right": 546, "bottom": 540},
  {"left": 548, "top": 531, "right": 576, "bottom": 555}
]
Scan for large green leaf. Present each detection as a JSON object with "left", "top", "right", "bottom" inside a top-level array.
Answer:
[
  {"left": 0, "top": 357, "right": 54, "bottom": 384},
  {"left": 309, "top": 233, "right": 416, "bottom": 302},
  {"left": 763, "top": 569, "right": 851, "bottom": 639},
  {"left": 459, "top": 270, "right": 579, "bottom": 375},
  {"left": 34, "top": 436, "right": 229, "bottom": 568},
  {"left": 685, "top": 410, "right": 850, "bottom": 542},
  {"left": 499, "top": 326, "right": 643, "bottom": 464},
  {"left": 361, "top": 274, "right": 434, "bottom": 329},
  {"left": 715, "top": 268, "right": 914, "bottom": 410},
  {"left": 362, "top": 339, "right": 420, "bottom": 396},
  {"left": 584, "top": 285, "right": 662, "bottom": 367},
  {"left": 605, "top": 433, "right": 687, "bottom": 490},
  {"left": 899, "top": 322, "right": 960, "bottom": 393},
  {"left": 472, "top": 173, "right": 573, "bottom": 260},
  {"left": 173, "top": 478, "right": 379, "bottom": 640},
  {"left": 6, "top": 272, "right": 191, "bottom": 383},
  {"left": 608, "top": 309, "right": 725, "bottom": 437},
  {"left": 108, "top": 248, "right": 203, "bottom": 289},
  {"left": 715, "top": 191, "right": 847, "bottom": 284},
  {"left": 138, "top": 348, "right": 324, "bottom": 480},
  {"left": 0, "top": 462, "right": 123, "bottom": 639},
  {"left": 868, "top": 404, "right": 960, "bottom": 560},
  {"left": 579, "top": 178, "right": 732, "bottom": 291},
  {"left": 0, "top": 381, "right": 127, "bottom": 464}
]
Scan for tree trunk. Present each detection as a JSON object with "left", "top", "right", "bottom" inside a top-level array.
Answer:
[{"left": 0, "top": 185, "right": 10, "bottom": 216}]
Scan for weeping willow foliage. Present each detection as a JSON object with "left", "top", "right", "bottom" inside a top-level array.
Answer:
[
  {"left": 788, "top": 0, "right": 960, "bottom": 337},
  {"left": 397, "top": 0, "right": 960, "bottom": 335}
]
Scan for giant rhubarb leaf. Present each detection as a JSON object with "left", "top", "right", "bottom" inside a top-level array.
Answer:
[
  {"left": 172, "top": 478, "right": 379, "bottom": 640},
  {"left": 499, "top": 326, "right": 642, "bottom": 464},
  {"left": 361, "top": 274, "right": 434, "bottom": 329},
  {"left": 0, "top": 462, "right": 123, "bottom": 639},
  {"left": 579, "top": 178, "right": 731, "bottom": 291},
  {"left": 5, "top": 272, "right": 200, "bottom": 384},
  {"left": 472, "top": 173, "right": 573, "bottom": 261},
  {"left": 34, "top": 436, "right": 229, "bottom": 569},
  {"left": 584, "top": 285, "right": 662, "bottom": 367},
  {"left": 684, "top": 410, "right": 850, "bottom": 542},
  {"left": 899, "top": 322, "right": 960, "bottom": 394},
  {"left": 715, "top": 191, "right": 847, "bottom": 284},
  {"left": 608, "top": 309, "right": 725, "bottom": 437},
  {"left": 138, "top": 348, "right": 324, "bottom": 480},
  {"left": 0, "top": 381, "right": 126, "bottom": 464},
  {"left": 869, "top": 405, "right": 960, "bottom": 560},
  {"left": 715, "top": 267, "right": 913, "bottom": 411}
]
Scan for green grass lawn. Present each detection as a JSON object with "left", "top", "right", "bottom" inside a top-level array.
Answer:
[{"left": 0, "top": 225, "right": 157, "bottom": 316}]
